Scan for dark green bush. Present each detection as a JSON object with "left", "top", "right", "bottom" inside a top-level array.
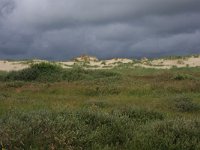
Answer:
[
  {"left": 171, "top": 96, "right": 200, "bottom": 112},
  {"left": 4, "top": 63, "right": 120, "bottom": 82},
  {"left": 133, "top": 119, "right": 200, "bottom": 150},
  {"left": 63, "top": 67, "right": 120, "bottom": 81},
  {"left": 62, "top": 67, "right": 88, "bottom": 81},
  {"left": 173, "top": 74, "right": 193, "bottom": 80},
  {"left": 5, "top": 63, "right": 63, "bottom": 82}
]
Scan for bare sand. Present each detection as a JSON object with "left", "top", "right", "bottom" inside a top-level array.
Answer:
[
  {"left": 141, "top": 56, "right": 200, "bottom": 69},
  {"left": 0, "top": 61, "right": 28, "bottom": 72}
]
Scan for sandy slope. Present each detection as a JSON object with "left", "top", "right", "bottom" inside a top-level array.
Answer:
[
  {"left": 0, "top": 56, "right": 200, "bottom": 71},
  {"left": 0, "top": 61, "right": 28, "bottom": 71},
  {"left": 144, "top": 56, "right": 200, "bottom": 69}
]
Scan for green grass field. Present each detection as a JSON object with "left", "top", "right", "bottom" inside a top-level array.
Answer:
[{"left": 0, "top": 63, "right": 200, "bottom": 149}]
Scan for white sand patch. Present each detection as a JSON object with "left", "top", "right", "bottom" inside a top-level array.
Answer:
[
  {"left": 149, "top": 56, "right": 200, "bottom": 68},
  {"left": 0, "top": 61, "right": 28, "bottom": 72},
  {"left": 105, "top": 58, "right": 133, "bottom": 65}
]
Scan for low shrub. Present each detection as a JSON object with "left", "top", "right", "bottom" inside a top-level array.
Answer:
[
  {"left": 4, "top": 63, "right": 120, "bottom": 82},
  {"left": 1, "top": 108, "right": 199, "bottom": 149},
  {"left": 62, "top": 67, "right": 87, "bottom": 81},
  {"left": 171, "top": 96, "right": 200, "bottom": 112},
  {"left": 0, "top": 108, "right": 165, "bottom": 149},
  {"left": 132, "top": 119, "right": 200, "bottom": 150},
  {"left": 116, "top": 107, "right": 164, "bottom": 123},
  {"left": 63, "top": 67, "right": 120, "bottom": 82},
  {"left": 173, "top": 74, "right": 194, "bottom": 80},
  {"left": 5, "top": 63, "right": 63, "bottom": 82}
]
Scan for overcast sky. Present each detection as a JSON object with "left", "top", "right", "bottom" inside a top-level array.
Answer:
[{"left": 0, "top": 0, "right": 200, "bottom": 60}]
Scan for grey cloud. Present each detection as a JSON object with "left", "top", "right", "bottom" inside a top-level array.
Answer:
[
  {"left": 131, "top": 31, "right": 200, "bottom": 57},
  {"left": 5, "top": 0, "right": 200, "bottom": 29},
  {"left": 0, "top": 0, "right": 15, "bottom": 17},
  {"left": 0, "top": 0, "right": 200, "bottom": 60}
]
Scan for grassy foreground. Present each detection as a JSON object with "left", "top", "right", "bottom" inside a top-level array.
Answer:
[{"left": 0, "top": 63, "right": 200, "bottom": 149}]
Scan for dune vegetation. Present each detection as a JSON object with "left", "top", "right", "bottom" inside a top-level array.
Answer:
[{"left": 0, "top": 63, "right": 200, "bottom": 149}]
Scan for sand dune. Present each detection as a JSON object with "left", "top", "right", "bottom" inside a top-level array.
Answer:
[
  {"left": 0, "top": 61, "right": 28, "bottom": 72},
  {"left": 0, "top": 55, "right": 200, "bottom": 71}
]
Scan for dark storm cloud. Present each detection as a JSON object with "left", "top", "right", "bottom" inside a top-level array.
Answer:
[
  {"left": 0, "top": 0, "right": 15, "bottom": 17},
  {"left": 0, "top": 0, "right": 200, "bottom": 60}
]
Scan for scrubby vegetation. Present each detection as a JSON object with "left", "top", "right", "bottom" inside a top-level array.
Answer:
[
  {"left": 173, "top": 74, "right": 194, "bottom": 80},
  {"left": 0, "top": 107, "right": 199, "bottom": 149},
  {"left": 5, "top": 63, "right": 63, "bottom": 82},
  {"left": 2, "top": 63, "right": 120, "bottom": 82},
  {"left": 171, "top": 95, "right": 200, "bottom": 112},
  {"left": 0, "top": 63, "right": 200, "bottom": 149}
]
